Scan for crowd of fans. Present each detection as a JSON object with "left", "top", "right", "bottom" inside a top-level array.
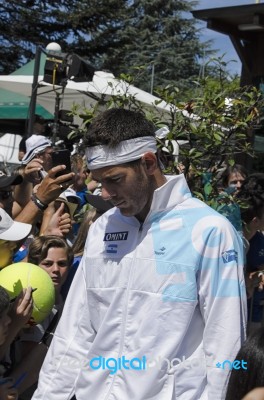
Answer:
[
  {"left": 0, "top": 120, "right": 106, "bottom": 399},
  {"left": 0, "top": 112, "right": 263, "bottom": 400}
]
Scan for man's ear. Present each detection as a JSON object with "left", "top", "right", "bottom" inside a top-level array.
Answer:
[
  {"left": 252, "top": 216, "right": 263, "bottom": 231},
  {"left": 141, "top": 152, "right": 158, "bottom": 175}
]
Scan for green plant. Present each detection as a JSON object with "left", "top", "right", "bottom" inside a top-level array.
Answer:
[
  {"left": 154, "top": 58, "right": 263, "bottom": 211},
  {"left": 70, "top": 57, "right": 263, "bottom": 213}
]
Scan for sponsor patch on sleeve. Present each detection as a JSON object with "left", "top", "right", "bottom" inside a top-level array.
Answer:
[{"left": 222, "top": 250, "right": 238, "bottom": 263}]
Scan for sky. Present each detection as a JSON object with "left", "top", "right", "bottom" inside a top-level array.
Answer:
[{"left": 192, "top": 0, "right": 264, "bottom": 75}]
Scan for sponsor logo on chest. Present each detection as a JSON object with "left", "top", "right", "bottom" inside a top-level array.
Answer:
[{"left": 104, "top": 231, "right": 128, "bottom": 241}]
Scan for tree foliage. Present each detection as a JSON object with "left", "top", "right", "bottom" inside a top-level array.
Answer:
[
  {"left": 0, "top": 0, "right": 211, "bottom": 91},
  {"left": 102, "top": 0, "right": 210, "bottom": 92},
  {"left": 154, "top": 58, "right": 263, "bottom": 209},
  {"left": 0, "top": 0, "right": 128, "bottom": 73}
]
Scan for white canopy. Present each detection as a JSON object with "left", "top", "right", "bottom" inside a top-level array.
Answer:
[{"left": 0, "top": 71, "right": 173, "bottom": 124}]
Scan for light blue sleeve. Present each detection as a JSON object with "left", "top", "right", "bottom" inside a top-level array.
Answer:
[{"left": 196, "top": 215, "right": 247, "bottom": 399}]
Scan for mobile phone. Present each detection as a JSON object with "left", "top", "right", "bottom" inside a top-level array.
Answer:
[
  {"left": 39, "top": 169, "right": 47, "bottom": 180},
  {"left": 52, "top": 149, "right": 72, "bottom": 178}
]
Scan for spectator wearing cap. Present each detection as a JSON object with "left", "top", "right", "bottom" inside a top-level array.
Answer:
[
  {"left": 57, "top": 188, "right": 81, "bottom": 243},
  {"left": 14, "top": 135, "right": 54, "bottom": 209},
  {"left": 55, "top": 188, "right": 81, "bottom": 220},
  {"left": 18, "top": 115, "right": 46, "bottom": 162},
  {"left": 0, "top": 208, "right": 32, "bottom": 269},
  {"left": 0, "top": 170, "right": 23, "bottom": 217},
  {"left": 22, "top": 135, "right": 53, "bottom": 172}
]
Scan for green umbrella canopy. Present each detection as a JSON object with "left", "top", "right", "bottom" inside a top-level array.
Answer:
[
  {"left": 0, "top": 54, "right": 52, "bottom": 119},
  {"left": 0, "top": 87, "right": 53, "bottom": 119},
  {"left": 11, "top": 53, "right": 46, "bottom": 76}
]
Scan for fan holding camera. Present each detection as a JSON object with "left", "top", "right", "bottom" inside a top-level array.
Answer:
[{"left": 12, "top": 135, "right": 74, "bottom": 234}]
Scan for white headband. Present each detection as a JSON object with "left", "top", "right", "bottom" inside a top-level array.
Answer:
[{"left": 86, "top": 136, "right": 157, "bottom": 170}]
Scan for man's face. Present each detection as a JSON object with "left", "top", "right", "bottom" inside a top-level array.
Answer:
[
  {"left": 0, "top": 186, "right": 14, "bottom": 216},
  {"left": 228, "top": 172, "right": 245, "bottom": 192},
  {"left": 37, "top": 146, "right": 53, "bottom": 172},
  {"left": 91, "top": 160, "right": 155, "bottom": 222},
  {"left": 39, "top": 247, "right": 69, "bottom": 291}
]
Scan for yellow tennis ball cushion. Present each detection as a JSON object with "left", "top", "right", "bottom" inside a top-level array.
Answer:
[{"left": 0, "top": 262, "right": 55, "bottom": 324}]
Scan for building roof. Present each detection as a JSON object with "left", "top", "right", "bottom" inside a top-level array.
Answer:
[{"left": 192, "top": 4, "right": 264, "bottom": 40}]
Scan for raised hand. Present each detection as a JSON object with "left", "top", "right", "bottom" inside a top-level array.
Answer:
[{"left": 43, "top": 203, "right": 72, "bottom": 237}]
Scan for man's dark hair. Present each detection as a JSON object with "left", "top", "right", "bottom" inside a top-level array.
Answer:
[
  {"left": 84, "top": 108, "right": 156, "bottom": 148},
  {"left": 0, "top": 286, "right": 10, "bottom": 316},
  {"left": 236, "top": 173, "right": 264, "bottom": 224},
  {"left": 34, "top": 114, "right": 45, "bottom": 125},
  {"left": 220, "top": 164, "right": 248, "bottom": 188},
  {"left": 28, "top": 235, "right": 73, "bottom": 267}
]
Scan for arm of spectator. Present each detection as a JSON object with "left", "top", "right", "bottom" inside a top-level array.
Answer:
[
  {"left": 10, "top": 307, "right": 61, "bottom": 396},
  {"left": 11, "top": 201, "right": 23, "bottom": 220},
  {"left": 9, "top": 341, "right": 48, "bottom": 396},
  {"left": 38, "top": 201, "right": 55, "bottom": 236},
  {"left": 0, "top": 378, "right": 18, "bottom": 400},
  {"left": 41, "top": 203, "right": 72, "bottom": 237},
  {"left": 15, "top": 165, "right": 74, "bottom": 225},
  {"left": 242, "top": 388, "right": 264, "bottom": 400},
  {"left": 0, "top": 288, "right": 33, "bottom": 361},
  {"left": 12, "top": 160, "right": 44, "bottom": 215},
  {"left": 12, "top": 177, "right": 34, "bottom": 213},
  {"left": 245, "top": 268, "right": 264, "bottom": 299}
]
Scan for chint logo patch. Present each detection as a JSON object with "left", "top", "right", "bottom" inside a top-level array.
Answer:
[{"left": 104, "top": 232, "right": 128, "bottom": 241}]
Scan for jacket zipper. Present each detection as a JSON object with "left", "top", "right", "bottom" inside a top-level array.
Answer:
[{"left": 104, "top": 220, "right": 145, "bottom": 399}]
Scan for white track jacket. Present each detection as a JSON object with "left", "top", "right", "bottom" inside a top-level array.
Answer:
[{"left": 32, "top": 174, "right": 247, "bottom": 400}]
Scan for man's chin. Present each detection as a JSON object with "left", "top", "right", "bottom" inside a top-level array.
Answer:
[{"left": 118, "top": 206, "right": 134, "bottom": 217}]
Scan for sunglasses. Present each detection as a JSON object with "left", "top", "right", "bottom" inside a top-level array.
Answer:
[{"left": 0, "top": 191, "right": 12, "bottom": 200}]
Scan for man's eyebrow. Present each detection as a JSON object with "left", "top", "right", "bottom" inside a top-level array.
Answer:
[{"left": 91, "top": 173, "right": 122, "bottom": 182}]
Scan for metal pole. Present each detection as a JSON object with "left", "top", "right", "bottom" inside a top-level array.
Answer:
[
  {"left": 150, "top": 63, "right": 155, "bottom": 95},
  {"left": 52, "top": 92, "right": 61, "bottom": 145},
  {"left": 27, "top": 45, "right": 42, "bottom": 136}
]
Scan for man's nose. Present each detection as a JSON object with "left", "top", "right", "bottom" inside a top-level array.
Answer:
[
  {"left": 101, "top": 186, "right": 115, "bottom": 201},
  {"left": 52, "top": 263, "right": 60, "bottom": 272}
]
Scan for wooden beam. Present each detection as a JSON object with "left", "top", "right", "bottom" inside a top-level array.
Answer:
[
  {"left": 229, "top": 35, "right": 252, "bottom": 75},
  {"left": 207, "top": 19, "right": 255, "bottom": 41}
]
